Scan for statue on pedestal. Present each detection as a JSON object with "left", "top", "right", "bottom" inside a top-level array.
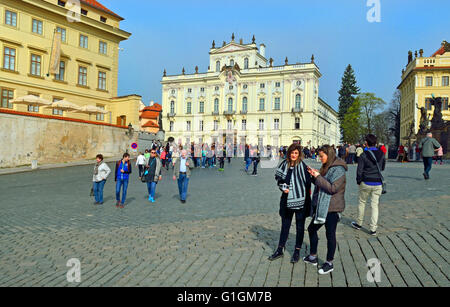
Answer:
[
  {"left": 416, "top": 103, "right": 429, "bottom": 133},
  {"left": 430, "top": 96, "right": 445, "bottom": 130}
]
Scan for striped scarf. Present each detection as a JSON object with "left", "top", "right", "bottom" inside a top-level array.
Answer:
[{"left": 275, "top": 160, "right": 307, "bottom": 209}]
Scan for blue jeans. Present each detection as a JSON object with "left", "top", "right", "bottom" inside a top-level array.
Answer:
[
  {"left": 177, "top": 174, "right": 190, "bottom": 201},
  {"left": 245, "top": 158, "right": 252, "bottom": 171},
  {"left": 116, "top": 179, "right": 129, "bottom": 204},
  {"left": 147, "top": 181, "right": 157, "bottom": 199},
  {"left": 93, "top": 180, "right": 106, "bottom": 203},
  {"left": 202, "top": 157, "right": 206, "bottom": 167},
  {"left": 423, "top": 157, "right": 433, "bottom": 176}
]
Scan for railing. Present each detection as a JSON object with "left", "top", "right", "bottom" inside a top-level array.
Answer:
[
  {"left": 167, "top": 113, "right": 176, "bottom": 118},
  {"left": 240, "top": 110, "right": 247, "bottom": 115},
  {"left": 224, "top": 111, "right": 236, "bottom": 116},
  {"left": 292, "top": 108, "right": 304, "bottom": 113},
  {"left": 212, "top": 111, "right": 220, "bottom": 116}
]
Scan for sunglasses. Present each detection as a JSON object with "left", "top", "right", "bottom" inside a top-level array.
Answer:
[{"left": 151, "top": 152, "right": 156, "bottom": 154}]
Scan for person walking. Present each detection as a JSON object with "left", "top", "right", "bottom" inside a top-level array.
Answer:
[
  {"left": 435, "top": 146, "right": 444, "bottom": 165},
  {"left": 143, "top": 149, "right": 162, "bottom": 203},
  {"left": 136, "top": 152, "right": 147, "bottom": 179},
  {"left": 173, "top": 150, "right": 194, "bottom": 203},
  {"left": 251, "top": 149, "right": 261, "bottom": 176},
  {"left": 419, "top": 133, "right": 441, "bottom": 179},
  {"left": 115, "top": 153, "right": 132, "bottom": 208},
  {"left": 160, "top": 148, "right": 167, "bottom": 169},
  {"left": 92, "top": 154, "right": 111, "bottom": 205},
  {"left": 351, "top": 135, "right": 386, "bottom": 236},
  {"left": 144, "top": 149, "right": 151, "bottom": 161},
  {"left": 303, "top": 145, "right": 348, "bottom": 275},
  {"left": 244, "top": 144, "right": 251, "bottom": 172},
  {"left": 269, "top": 143, "right": 312, "bottom": 263}
]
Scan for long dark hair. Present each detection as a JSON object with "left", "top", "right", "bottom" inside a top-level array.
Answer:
[
  {"left": 318, "top": 145, "right": 336, "bottom": 176},
  {"left": 286, "top": 143, "right": 304, "bottom": 166}
]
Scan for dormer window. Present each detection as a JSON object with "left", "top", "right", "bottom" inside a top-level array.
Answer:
[
  {"left": 81, "top": 9, "right": 88, "bottom": 16},
  {"left": 58, "top": 0, "right": 66, "bottom": 7},
  {"left": 100, "top": 16, "right": 107, "bottom": 23},
  {"left": 244, "top": 58, "right": 249, "bottom": 69},
  {"left": 187, "top": 88, "right": 192, "bottom": 93},
  {"left": 216, "top": 61, "right": 220, "bottom": 72}
]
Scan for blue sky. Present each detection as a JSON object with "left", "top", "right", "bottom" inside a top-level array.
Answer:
[{"left": 103, "top": 0, "right": 450, "bottom": 110}]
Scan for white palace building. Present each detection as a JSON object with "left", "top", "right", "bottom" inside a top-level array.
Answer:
[{"left": 161, "top": 34, "right": 339, "bottom": 148}]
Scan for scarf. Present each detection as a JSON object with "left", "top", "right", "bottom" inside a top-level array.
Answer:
[
  {"left": 94, "top": 162, "right": 101, "bottom": 176},
  {"left": 275, "top": 160, "right": 307, "bottom": 209}
]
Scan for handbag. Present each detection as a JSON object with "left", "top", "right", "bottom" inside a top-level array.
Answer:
[{"left": 367, "top": 150, "right": 387, "bottom": 194}]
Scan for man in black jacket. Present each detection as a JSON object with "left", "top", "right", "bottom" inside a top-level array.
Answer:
[{"left": 352, "top": 134, "right": 385, "bottom": 236}]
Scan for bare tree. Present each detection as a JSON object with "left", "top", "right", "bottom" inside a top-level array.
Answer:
[{"left": 388, "top": 90, "right": 401, "bottom": 148}]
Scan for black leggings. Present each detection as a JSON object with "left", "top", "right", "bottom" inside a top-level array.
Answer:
[
  {"left": 308, "top": 212, "right": 340, "bottom": 262},
  {"left": 278, "top": 208, "right": 306, "bottom": 249}
]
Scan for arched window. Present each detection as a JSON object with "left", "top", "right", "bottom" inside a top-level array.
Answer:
[
  {"left": 214, "top": 98, "right": 219, "bottom": 113},
  {"left": 170, "top": 101, "right": 175, "bottom": 114},
  {"left": 244, "top": 58, "right": 249, "bottom": 69},
  {"left": 230, "top": 59, "right": 234, "bottom": 66},
  {"left": 295, "top": 94, "right": 301, "bottom": 109},
  {"left": 242, "top": 97, "right": 248, "bottom": 112},
  {"left": 216, "top": 61, "right": 220, "bottom": 72},
  {"left": 228, "top": 98, "right": 233, "bottom": 112}
]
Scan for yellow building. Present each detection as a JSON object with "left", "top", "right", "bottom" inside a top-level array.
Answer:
[
  {"left": 0, "top": 0, "right": 141, "bottom": 128},
  {"left": 161, "top": 34, "right": 339, "bottom": 148},
  {"left": 398, "top": 40, "right": 450, "bottom": 141}
]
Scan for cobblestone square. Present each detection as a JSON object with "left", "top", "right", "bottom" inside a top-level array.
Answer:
[{"left": 0, "top": 159, "right": 449, "bottom": 287}]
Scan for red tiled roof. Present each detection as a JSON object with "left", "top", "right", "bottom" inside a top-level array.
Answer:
[
  {"left": 142, "top": 103, "right": 162, "bottom": 112},
  {"left": 81, "top": 0, "right": 124, "bottom": 20},
  {"left": 140, "top": 111, "right": 160, "bottom": 119},
  {"left": 142, "top": 121, "right": 159, "bottom": 128},
  {"left": 432, "top": 46, "right": 445, "bottom": 57}
]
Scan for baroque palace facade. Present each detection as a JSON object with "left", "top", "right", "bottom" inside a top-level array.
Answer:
[
  {"left": 161, "top": 35, "right": 339, "bottom": 148},
  {"left": 0, "top": 0, "right": 141, "bottom": 128},
  {"left": 398, "top": 40, "right": 450, "bottom": 142}
]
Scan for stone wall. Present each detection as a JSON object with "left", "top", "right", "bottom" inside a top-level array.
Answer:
[{"left": 0, "top": 112, "right": 138, "bottom": 168}]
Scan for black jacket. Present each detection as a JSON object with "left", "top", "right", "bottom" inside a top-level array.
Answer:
[{"left": 356, "top": 149, "right": 385, "bottom": 185}]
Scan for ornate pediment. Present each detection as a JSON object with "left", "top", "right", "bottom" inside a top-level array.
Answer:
[{"left": 211, "top": 42, "right": 255, "bottom": 55}]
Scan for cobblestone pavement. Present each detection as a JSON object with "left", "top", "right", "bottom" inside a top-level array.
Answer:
[{"left": 0, "top": 159, "right": 449, "bottom": 287}]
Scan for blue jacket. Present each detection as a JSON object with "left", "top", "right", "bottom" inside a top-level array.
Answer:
[{"left": 115, "top": 160, "right": 132, "bottom": 181}]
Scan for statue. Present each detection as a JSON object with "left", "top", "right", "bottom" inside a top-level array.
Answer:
[
  {"left": 416, "top": 103, "right": 429, "bottom": 133},
  {"left": 430, "top": 96, "right": 445, "bottom": 129}
]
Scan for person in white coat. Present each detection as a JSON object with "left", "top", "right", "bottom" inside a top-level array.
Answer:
[
  {"left": 136, "top": 152, "right": 147, "bottom": 179},
  {"left": 92, "top": 154, "right": 111, "bottom": 205}
]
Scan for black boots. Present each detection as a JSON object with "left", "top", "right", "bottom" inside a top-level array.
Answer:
[{"left": 268, "top": 247, "right": 284, "bottom": 261}]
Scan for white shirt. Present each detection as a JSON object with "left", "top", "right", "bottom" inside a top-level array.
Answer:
[
  {"left": 180, "top": 157, "right": 187, "bottom": 172},
  {"left": 136, "top": 155, "right": 146, "bottom": 166}
]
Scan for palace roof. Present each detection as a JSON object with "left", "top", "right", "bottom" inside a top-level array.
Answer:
[{"left": 81, "top": 0, "right": 124, "bottom": 20}]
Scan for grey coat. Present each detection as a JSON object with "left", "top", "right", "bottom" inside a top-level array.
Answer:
[
  {"left": 419, "top": 137, "right": 441, "bottom": 158},
  {"left": 173, "top": 157, "right": 194, "bottom": 179},
  {"left": 144, "top": 157, "right": 162, "bottom": 183}
]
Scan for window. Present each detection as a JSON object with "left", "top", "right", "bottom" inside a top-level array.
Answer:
[
  {"left": 243, "top": 84, "right": 248, "bottom": 89},
  {"left": 259, "top": 119, "right": 264, "bottom": 130},
  {"left": 79, "top": 35, "right": 88, "bottom": 48},
  {"left": 30, "top": 54, "right": 41, "bottom": 76},
  {"left": 215, "top": 86, "right": 219, "bottom": 91},
  {"left": 5, "top": 10, "right": 17, "bottom": 27},
  {"left": 186, "top": 101, "right": 192, "bottom": 114},
  {"left": 296, "top": 80, "right": 302, "bottom": 86},
  {"left": 171, "top": 89, "right": 175, "bottom": 94},
  {"left": 244, "top": 58, "right": 249, "bottom": 69},
  {"left": 32, "top": 19, "right": 43, "bottom": 35},
  {"left": 275, "top": 82, "right": 281, "bottom": 87},
  {"left": 214, "top": 98, "right": 219, "bottom": 113},
  {"left": 274, "top": 97, "right": 280, "bottom": 110},
  {"left": 3, "top": 47, "right": 16, "bottom": 71},
  {"left": 187, "top": 88, "right": 192, "bottom": 93},
  {"left": 227, "top": 120, "right": 233, "bottom": 130},
  {"left": 169, "top": 121, "right": 174, "bottom": 132},
  {"left": 259, "top": 98, "right": 265, "bottom": 111},
  {"left": 260, "top": 83, "right": 265, "bottom": 89},
  {"left": 200, "top": 87, "right": 205, "bottom": 92},
  {"left": 98, "top": 71, "right": 107, "bottom": 90},
  {"left": 199, "top": 120, "right": 204, "bottom": 131},
  {"left": 242, "top": 97, "right": 248, "bottom": 112},
  {"left": 443, "top": 98, "right": 449, "bottom": 111},
  {"left": 213, "top": 120, "right": 218, "bottom": 131},
  {"left": 99, "top": 41, "right": 107, "bottom": 55},
  {"left": 425, "top": 98, "right": 432, "bottom": 110},
  {"left": 186, "top": 121, "right": 191, "bottom": 131},
  {"left": 295, "top": 94, "right": 301, "bottom": 109},
  {"left": 295, "top": 118, "right": 300, "bottom": 130},
  {"left": 199, "top": 101, "right": 204, "bottom": 113},
  {"left": 78, "top": 66, "right": 87, "bottom": 86},
  {"left": 443, "top": 76, "right": 449, "bottom": 86},
  {"left": 170, "top": 101, "right": 175, "bottom": 114},
  {"left": 52, "top": 98, "right": 64, "bottom": 116},
  {"left": 100, "top": 16, "right": 107, "bottom": 23},
  {"left": 230, "top": 59, "right": 234, "bottom": 66},
  {"left": 426, "top": 76, "right": 433, "bottom": 87},
  {"left": 56, "top": 27, "right": 66, "bottom": 42},
  {"left": 228, "top": 98, "right": 233, "bottom": 112},
  {"left": 28, "top": 105, "right": 39, "bottom": 112},
  {"left": 55, "top": 61, "right": 65, "bottom": 81},
  {"left": 216, "top": 61, "right": 220, "bottom": 72},
  {"left": 274, "top": 119, "right": 280, "bottom": 130},
  {"left": 229, "top": 85, "right": 233, "bottom": 90},
  {"left": 96, "top": 105, "right": 105, "bottom": 121},
  {"left": 58, "top": 0, "right": 66, "bottom": 7},
  {"left": 242, "top": 120, "right": 247, "bottom": 131},
  {"left": 81, "top": 9, "right": 88, "bottom": 16},
  {"left": 1, "top": 89, "right": 14, "bottom": 109}
]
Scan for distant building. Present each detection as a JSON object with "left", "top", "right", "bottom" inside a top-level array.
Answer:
[
  {"left": 398, "top": 40, "right": 450, "bottom": 142},
  {"left": 0, "top": 0, "right": 141, "bottom": 128},
  {"left": 139, "top": 101, "right": 162, "bottom": 134},
  {"left": 161, "top": 34, "right": 338, "bottom": 147}
]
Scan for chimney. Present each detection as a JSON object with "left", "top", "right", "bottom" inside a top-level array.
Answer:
[{"left": 259, "top": 44, "right": 266, "bottom": 58}]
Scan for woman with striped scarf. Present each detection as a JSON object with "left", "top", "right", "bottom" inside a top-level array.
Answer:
[{"left": 269, "top": 143, "right": 312, "bottom": 264}]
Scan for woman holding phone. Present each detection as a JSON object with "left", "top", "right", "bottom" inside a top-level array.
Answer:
[
  {"left": 304, "top": 145, "right": 347, "bottom": 275},
  {"left": 269, "top": 143, "right": 312, "bottom": 264}
]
